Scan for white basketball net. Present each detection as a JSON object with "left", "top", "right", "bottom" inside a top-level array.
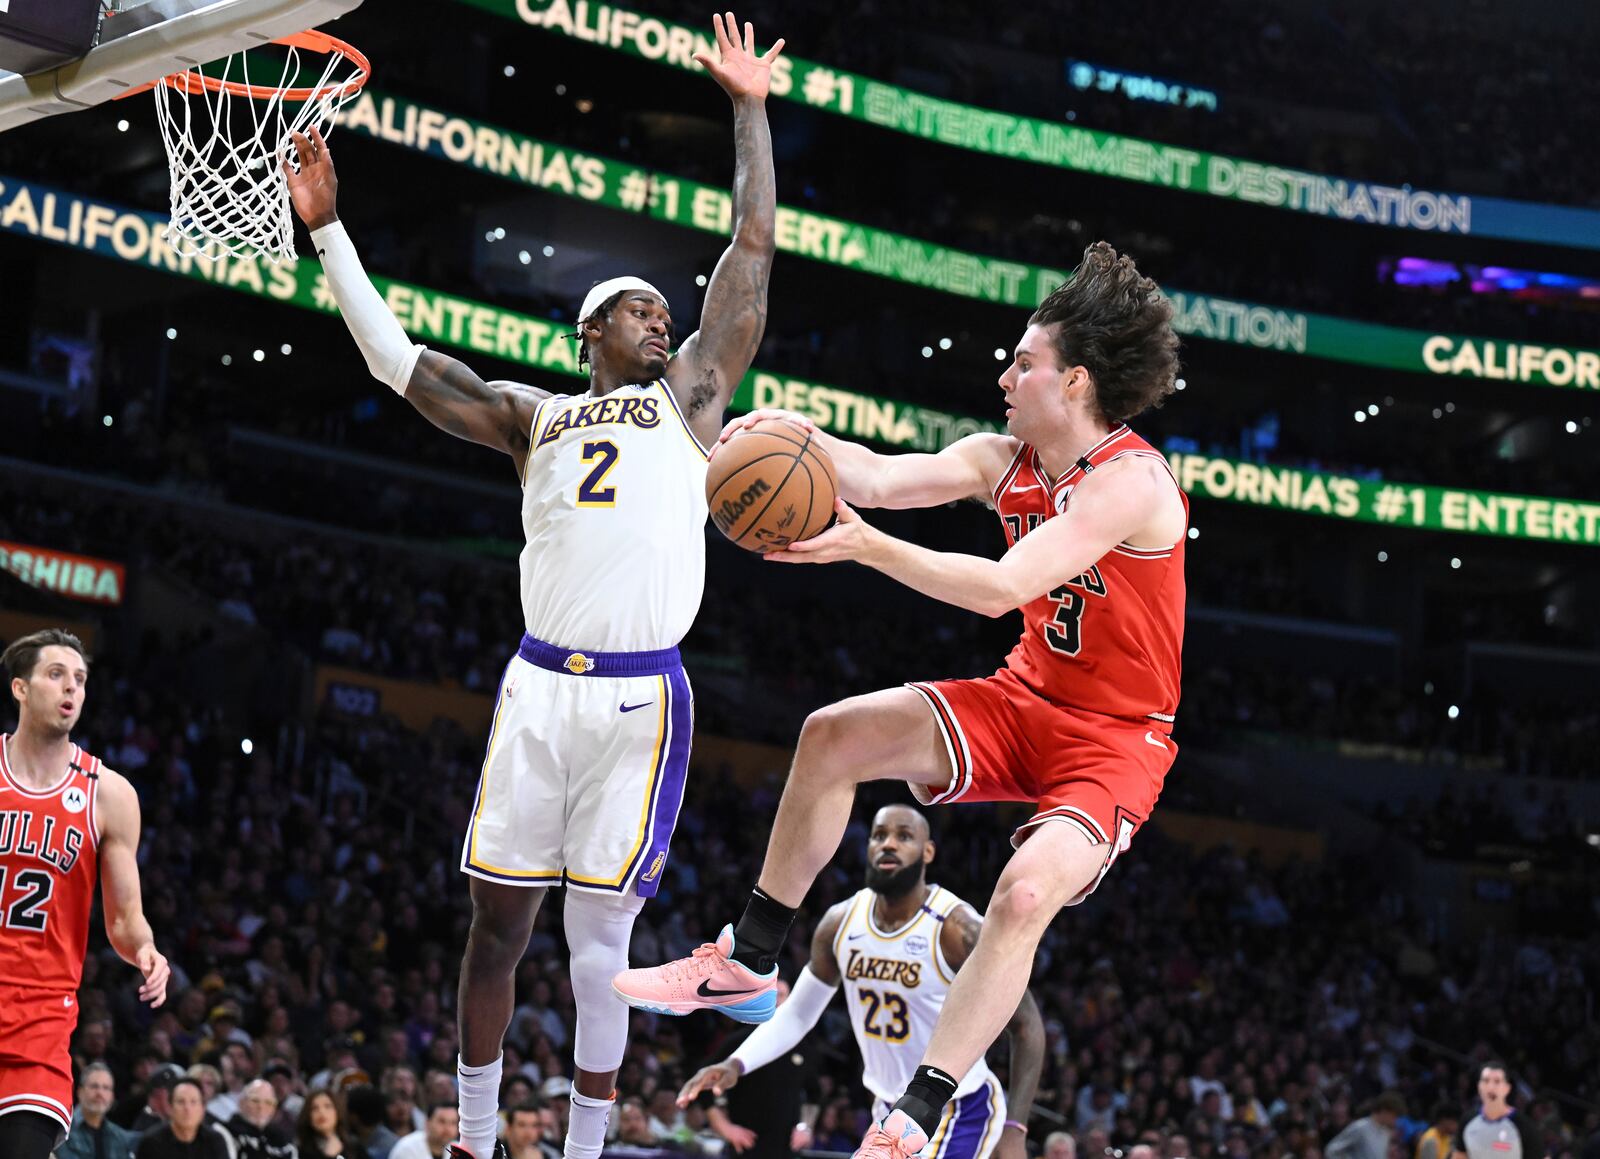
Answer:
[{"left": 152, "top": 38, "right": 367, "bottom": 264}]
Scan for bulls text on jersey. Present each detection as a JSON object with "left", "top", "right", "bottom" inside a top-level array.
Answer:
[{"left": 0, "top": 811, "right": 86, "bottom": 873}]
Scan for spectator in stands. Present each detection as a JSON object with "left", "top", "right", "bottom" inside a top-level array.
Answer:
[
  {"left": 187, "top": 1063, "right": 235, "bottom": 1136},
  {"left": 615, "top": 1098, "right": 659, "bottom": 1147},
  {"left": 61, "top": 1063, "right": 139, "bottom": 1159},
  {"left": 132, "top": 1064, "right": 189, "bottom": 1134},
  {"left": 346, "top": 1085, "right": 400, "bottom": 1159},
  {"left": 296, "top": 1089, "right": 369, "bottom": 1159},
  {"left": 261, "top": 1062, "right": 304, "bottom": 1134},
  {"left": 381, "top": 1067, "right": 426, "bottom": 1135},
  {"left": 1045, "top": 1132, "right": 1078, "bottom": 1159},
  {"left": 136, "top": 1078, "right": 230, "bottom": 1159},
  {"left": 1326, "top": 1093, "right": 1407, "bottom": 1159},
  {"left": 389, "top": 1102, "right": 458, "bottom": 1159},
  {"left": 225, "top": 1079, "right": 295, "bottom": 1158},
  {"left": 1417, "top": 1104, "right": 1461, "bottom": 1159},
  {"left": 505, "top": 1100, "right": 561, "bottom": 1159}
]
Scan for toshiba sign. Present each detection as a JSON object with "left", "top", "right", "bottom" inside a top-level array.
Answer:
[{"left": 0, "top": 541, "right": 126, "bottom": 605}]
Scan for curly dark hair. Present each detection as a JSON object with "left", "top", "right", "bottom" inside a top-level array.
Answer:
[{"left": 1030, "top": 241, "right": 1180, "bottom": 425}]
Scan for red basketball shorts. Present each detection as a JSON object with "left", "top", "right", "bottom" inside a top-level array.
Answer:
[
  {"left": 905, "top": 667, "right": 1176, "bottom": 904},
  {"left": 0, "top": 982, "right": 78, "bottom": 1141}
]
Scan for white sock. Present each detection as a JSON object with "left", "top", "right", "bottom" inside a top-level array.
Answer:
[
  {"left": 565, "top": 1090, "right": 615, "bottom": 1159},
  {"left": 457, "top": 1053, "right": 503, "bottom": 1159}
]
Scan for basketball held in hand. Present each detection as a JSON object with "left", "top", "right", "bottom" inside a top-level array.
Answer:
[{"left": 706, "top": 418, "right": 839, "bottom": 551}]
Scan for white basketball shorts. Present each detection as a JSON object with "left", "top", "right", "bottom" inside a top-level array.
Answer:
[{"left": 460, "top": 633, "right": 693, "bottom": 897}]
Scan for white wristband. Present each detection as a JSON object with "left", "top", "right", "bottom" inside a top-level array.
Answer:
[{"left": 310, "top": 219, "right": 426, "bottom": 395}]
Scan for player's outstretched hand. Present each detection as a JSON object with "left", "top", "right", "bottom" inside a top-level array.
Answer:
[
  {"left": 283, "top": 126, "right": 340, "bottom": 232},
  {"left": 694, "top": 11, "right": 784, "bottom": 102},
  {"left": 137, "top": 943, "right": 170, "bottom": 1008},
  {"left": 713, "top": 408, "right": 816, "bottom": 454},
  {"left": 765, "top": 497, "right": 872, "bottom": 564},
  {"left": 678, "top": 1062, "right": 742, "bottom": 1106}
]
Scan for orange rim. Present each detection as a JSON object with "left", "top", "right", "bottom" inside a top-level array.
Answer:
[{"left": 118, "top": 32, "right": 369, "bottom": 102}]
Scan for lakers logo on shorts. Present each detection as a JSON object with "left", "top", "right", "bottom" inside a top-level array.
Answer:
[
  {"left": 640, "top": 851, "right": 667, "bottom": 883},
  {"left": 564, "top": 652, "right": 596, "bottom": 675}
]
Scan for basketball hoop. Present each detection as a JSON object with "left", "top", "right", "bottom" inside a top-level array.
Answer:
[{"left": 129, "top": 30, "right": 369, "bottom": 264}]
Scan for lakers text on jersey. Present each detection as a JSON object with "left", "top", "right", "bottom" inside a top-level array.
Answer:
[{"left": 833, "top": 886, "right": 1006, "bottom": 1159}]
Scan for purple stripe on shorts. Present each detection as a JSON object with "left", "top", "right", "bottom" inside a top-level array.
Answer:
[
  {"left": 939, "top": 1085, "right": 995, "bottom": 1159},
  {"left": 632, "top": 667, "right": 694, "bottom": 898}
]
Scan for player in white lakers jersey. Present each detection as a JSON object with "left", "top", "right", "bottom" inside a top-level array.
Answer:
[
  {"left": 677, "top": 806, "right": 1043, "bottom": 1159},
  {"left": 283, "top": 15, "right": 786, "bottom": 1159}
]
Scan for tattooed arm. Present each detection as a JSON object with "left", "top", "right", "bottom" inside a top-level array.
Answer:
[
  {"left": 941, "top": 905, "right": 1045, "bottom": 1151},
  {"left": 405, "top": 352, "right": 550, "bottom": 477},
  {"left": 666, "top": 12, "right": 784, "bottom": 448}
]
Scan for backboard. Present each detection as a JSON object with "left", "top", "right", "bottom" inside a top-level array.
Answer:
[{"left": 0, "top": 0, "right": 363, "bottom": 133}]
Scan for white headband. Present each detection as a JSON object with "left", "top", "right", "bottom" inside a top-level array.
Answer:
[{"left": 577, "top": 277, "right": 668, "bottom": 331}]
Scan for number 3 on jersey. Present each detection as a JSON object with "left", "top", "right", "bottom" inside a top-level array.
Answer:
[
  {"left": 1045, "top": 586, "right": 1084, "bottom": 655},
  {"left": 577, "top": 440, "right": 619, "bottom": 507}
]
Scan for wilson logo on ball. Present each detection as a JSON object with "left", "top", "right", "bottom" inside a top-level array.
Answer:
[{"left": 711, "top": 479, "right": 772, "bottom": 532}]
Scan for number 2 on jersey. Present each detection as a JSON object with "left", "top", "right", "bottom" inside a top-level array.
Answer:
[{"left": 577, "top": 440, "right": 620, "bottom": 507}]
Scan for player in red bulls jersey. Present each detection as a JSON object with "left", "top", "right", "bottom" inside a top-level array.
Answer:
[
  {"left": 615, "top": 243, "right": 1183, "bottom": 1159},
  {"left": 1, "top": 629, "right": 170, "bottom": 1158}
]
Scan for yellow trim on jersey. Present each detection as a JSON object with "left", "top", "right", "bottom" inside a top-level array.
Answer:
[
  {"left": 466, "top": 667, "right": 562, "bottom": 879},
  {"left": 867, "top": 885, "right": 942, "bottom": 941},
  {"left": 652, "top": 380, "right": 711, "bottom": 461},
  {"left": 833, "top": 892, "right": 868, "bottom": 961},
  {"left": 521, "top": 394, "right": 560, "bottom": 488},
  {"left": 930, "top": 896, "right": 969, "bottom": 985},
  {"left": 566, "top": 675, "right": 670, "bottom": 887}
]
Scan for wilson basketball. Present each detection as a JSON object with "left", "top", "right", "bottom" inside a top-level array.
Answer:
[{"left": 706, "top": 418, "right": 839, "bottom": 551}]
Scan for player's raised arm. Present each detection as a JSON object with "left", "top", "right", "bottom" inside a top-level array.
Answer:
[
  {"left": 716, "top": 412, "right": 1016, "bottom": 509},
  {"left": 666, "top": 13, "right": 784, "bottom": 447},
  {"left": 284, "top": 128, "right": 549, "bottom": 473},
  {"left": 771, "top": 452, "right": 1177, "bottom": 616},
  {"left": 96, "top": 771, "right": 169, "bottom": 1008}
]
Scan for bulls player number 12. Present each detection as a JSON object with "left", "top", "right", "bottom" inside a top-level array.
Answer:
[{"left": 2, "top": 630, "right": 170, "bottom": 1159}]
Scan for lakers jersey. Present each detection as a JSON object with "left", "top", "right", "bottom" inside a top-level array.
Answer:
[
  {"left": 833, "top": 885, "right": 998, "bottom": 1104},
  {"left": 519, "top": 381, "right": 709, "bottom": 651}
]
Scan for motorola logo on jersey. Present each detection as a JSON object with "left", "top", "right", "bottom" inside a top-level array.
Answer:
[
  {"left": 844, "top": 948, "right": 923, "bottom": 988},
  {"left": 536, "top": 395, "right": 662, "bottom": 447},
  {"left": 0, "top": 811, "right": 86, "bottom": 874},
  {"left": 61, "top": 787, "right": 87, "bottom": 814}
]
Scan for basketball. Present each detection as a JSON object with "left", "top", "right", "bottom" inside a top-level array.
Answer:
[{"left": 706, "top": 419, "right": 839, "bottom": 551}]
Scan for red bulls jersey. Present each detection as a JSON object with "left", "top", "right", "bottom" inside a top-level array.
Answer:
[
  {"left": 0, "top": 736, "right": 101, "bottom": 992},
  {"left": 991, "top": 425, "right": 1186, "bottom": 725}
]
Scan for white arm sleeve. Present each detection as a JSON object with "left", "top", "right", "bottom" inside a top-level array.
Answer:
[
  {"left": 309, "top": 220, "right": 427, "bottom": 394},
  {"left": 729, "top": 967, "right": 838, "bottom": 1074}
]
